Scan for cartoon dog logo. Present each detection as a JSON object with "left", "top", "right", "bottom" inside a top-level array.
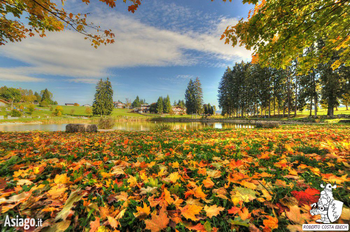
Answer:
[{"left": 310, "top": 183, "right": 343, "bottom": 223}]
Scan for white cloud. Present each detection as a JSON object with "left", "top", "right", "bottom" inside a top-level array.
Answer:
[
  {"left": 0, "top": 68, "right": 43, "bottom": 82},
  {"left": 0, "top": 7, "right": 251, "bottom": 83}
]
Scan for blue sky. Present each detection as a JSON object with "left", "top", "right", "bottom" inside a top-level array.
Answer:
[{"left": 0, "top": 0, "right": 253, "bottom": 107}]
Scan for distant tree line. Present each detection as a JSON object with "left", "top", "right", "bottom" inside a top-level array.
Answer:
[
  {"left": 0, "top": 86, "right": 57, "bottom": 107},
  {"left": 149, "top": 95, "right": 172, "bottom": 114},
  {"left": 218, "top": 58, "right": 349, "bottom": 118}
]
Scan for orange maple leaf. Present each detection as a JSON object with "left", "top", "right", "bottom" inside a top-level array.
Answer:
[
  {"left": 181, "top": 205, "right": 203, "bottom": 221},
  {"left": 145, "top": 206, "right": 169, "bottom": 232},
  {"left": 263, "top": 215, "right": 278, "bottom": 230},
  {"left": 194, "top": 185, "right": 207, "bottom": 200},
  {"left": 203, "top": 177, "right": 214, "bottom": 188},
  {"left": 89, "top": 217, "right": 100, "bottom": 232}
]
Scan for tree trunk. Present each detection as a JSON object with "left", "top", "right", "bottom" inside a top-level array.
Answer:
[
  {"left": 315, "top": 94, "right": 318, "bottom": 118},
  {"left": 309, "top": 98, "right": 312, "bottom": 117}
]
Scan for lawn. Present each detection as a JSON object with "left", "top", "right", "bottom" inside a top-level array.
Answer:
[{"left": 0, "top": 125, "right": 349, "bottom": 231}]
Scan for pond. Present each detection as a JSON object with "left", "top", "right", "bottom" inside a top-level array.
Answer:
[{"left": 0, "top": 121, "right": 254, "bottom": 132}]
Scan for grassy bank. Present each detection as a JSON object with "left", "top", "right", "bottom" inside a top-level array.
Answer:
[
  {"left": 0, "top": 125, "right": 349, "bottom": 231},
  {"left": 1, "top": 105, "right": 349, "bottom": 125}
]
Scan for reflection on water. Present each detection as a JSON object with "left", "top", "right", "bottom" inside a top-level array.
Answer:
[{"left": 0, "top": 122, "right": 254, "bottom": 132}]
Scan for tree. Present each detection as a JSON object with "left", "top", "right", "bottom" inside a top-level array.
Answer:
[
  {"left": 0, "top": 86, "right": 21, "bottom": 102},
  {"left": 341, "top": 93, "right": 350, "bottom": 110},
  {"left": 132, "top": 96, "right": 141, "bottom": 108},
  {"left": 40, "top": 88, "right": 53, "bottom": 107},
  {"left": 34, "top": 92, "right": 41, "bottom": 103},
  {"left": 222, "top": 0, "right": 349, "bottom": 73},
  {"left": 185, "top": 78, "right": 203, "bottom": 115},
  {"left": 92, "top": 78, "right": 114, "bottom": 116},
  {"left": 125, "top": 98, "right": 131, "bottom": 109},
  {"left": 156, "top": 97, "right": 163, "bottom": 114},
  {"left": 149, "top": 103, "right": 157, "bottom": 113},
  {"left": 0, "top": 0, "right": 146, "bottom": 47},
  {"left": 163, "top": 95, "right": 171, "bottom": 113},
  {"left": 74, "top": 103, "right": 80, "bottom": 106},
  {"left": 85, "top": 107, "right": 92, "bottom": 115}
]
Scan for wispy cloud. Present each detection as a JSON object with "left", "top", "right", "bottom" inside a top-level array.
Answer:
[{"left": 0, "top": 3, "right": 251, "bottom": 83}]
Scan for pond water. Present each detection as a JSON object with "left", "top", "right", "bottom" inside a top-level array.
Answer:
[{"left": 0, "top": 122, "right": 254, "bottom": 132}]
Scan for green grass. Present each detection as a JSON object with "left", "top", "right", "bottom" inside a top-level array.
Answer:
[{"left": 1, "top": 104, "right": 349, "bottom": 123}]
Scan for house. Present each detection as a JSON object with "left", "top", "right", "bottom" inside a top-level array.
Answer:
[
  {"left": 65, "top": 103, "right": 75, "bottom": 106},
  {"left": 133, "top": 105, "right": 150, "bottom": 114},
  {"left": 172, "top": 106, "right": 186, "bottom": 115},
  {"left": 114, "top": 101, "right": 125, "bottom": 109},
  {"left": 83, "top": 104, "right": 91, "bottom": 107},
  {"left": 0, "top": 99, "right": 10, "bottom": 107}
]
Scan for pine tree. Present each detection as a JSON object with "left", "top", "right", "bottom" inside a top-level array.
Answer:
[
  {"left": 40, "top": 88, "right": 53, "bottom": 107},
  {"left": 163, "top": 95, "right": 171, "bottom": 113},
  {"left": 156, "top": 97, "right": 163, "bottom": 114},
  {"left": 193, "top": 77, "right": 203, "bottom": 114},
  {"left": 92, "top": 78, "right": 114, "bottom": 116},
  {"left": 132, "top": 96, "right": 141, "bottom": 108},
  {"left": 185, "top": 79, "right": 195, "bottom": 115},
  {"left": 104, "top": 77, "right": 114, "bottom": 115}
]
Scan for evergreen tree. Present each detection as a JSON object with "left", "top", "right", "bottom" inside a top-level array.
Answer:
[
  {"left": 185, "top": 78, "right": 203, "bottom": 115},
  {"left": 193, "top": 77, "right": 203, "bottom": 114},
  {"left": 132, "top": 96, "right": 141, "bottom": 108},
  {"left": 40, "top": 88, "right": 53, "bottom": 107},
  {"left": 104, "top": 77, "right": 114, "bottom": 115},
  {"left": 185, "top": 79, "right": 195, "bottom": 114},
  {"left": 92, "top": 78, "right": 114, "bottom": 116},
  {"left": 163, "top": 95, "right": 172, "bottom": 113},
  {"left": 156, "top": 97, "right": 163, "bottom": 114},
  {"left": 150, "top": 103, "right": 157, "bottom": 113}
]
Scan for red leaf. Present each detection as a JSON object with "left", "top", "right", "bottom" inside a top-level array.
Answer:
[{"left": 291, "top": 188, "right": 320, "bottom": 207}]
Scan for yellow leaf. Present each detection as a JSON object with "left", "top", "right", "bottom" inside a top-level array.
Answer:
[
  {"left": 168, "top": 172, "right": 180, "bottom": 183},
  {"left": 164, "top": 188, "right": 174, "bottom": 205},
  {"left": 204, "top": 205, "right": 224, "bottom": 218},
  {"left": 54, "top": 173, "right": 69, "bottom": 184},
  {"left": 127, "top": 175, "right": 137, "bottom": 187},
  {"left": 134, "top": 202, "right": 151, "bottom": 218}
]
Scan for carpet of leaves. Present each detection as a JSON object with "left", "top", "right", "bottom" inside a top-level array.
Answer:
[{"left": 0, "top": 125, "right": 349, "bottom": 232}]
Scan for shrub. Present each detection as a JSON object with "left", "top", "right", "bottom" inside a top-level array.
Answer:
[
  {"left": 10, "top": 109, "right": 22, "bottom": 117},
  {"left": 153, "top": 123, "right": 172, "bottom": 131},
  {"left": 28, "top": 104, "right": 35, "bottom": 115},
  {"left": 52, "top": 106, "right": 63, "bottom": 116},
  {"left": 85, "top": 107, "right": 92, "bottom": 115},
  {"left": 255, "top": 122, "right": 280, "bottom": 128},
  {"left": 98, "top": 116, "right": 115, "bottom": 129},
  {"left": 39, "top": 100, "right": 50, "bottom": 107}
]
